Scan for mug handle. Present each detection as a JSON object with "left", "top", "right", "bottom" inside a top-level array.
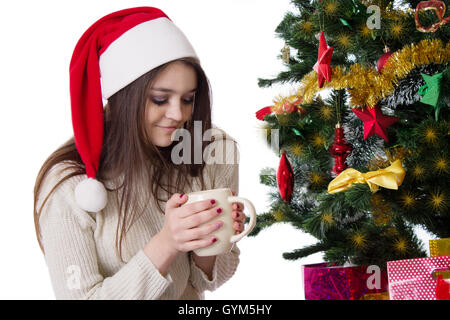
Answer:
[{"left": 227, "top": 196, "right": 257, "bottom": 243}]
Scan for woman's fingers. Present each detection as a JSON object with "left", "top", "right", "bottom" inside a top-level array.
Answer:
[
  {"left": 183, "top": 205, "right": 223, "bottom": 229},
  {"left": 167, "top": 190, "right": 247, "bottom": 248},
  {"left": 166, "top": 193, "right": 189, "bottom": 211},
  {"left": 232, "top": 202, "right": 244, "bottom": 211},
  {"left": 183, "top": 219, "right": 223, "bottom": 241},
  {"left": 178, "top": 197, "right": 217, "bottom": 218},
  {"left": 231, "top": 198, "right": 246, "bottom": 234},
  {"left": 232, "top": 210, "right": 246, "bottom": 222},
  {"left": 233, "top": 221, "right": 244, "bottom": 233},
  {"left": 165, "top": 194, "right": 223, "bottom": 253},
  {"left": 230, "top": 190, "right": 244, "bottom": 211},
  {"left": 180, "top": 237, "right": 218, "bottom": 252}
]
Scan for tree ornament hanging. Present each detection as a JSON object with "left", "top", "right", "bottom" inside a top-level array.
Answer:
[
  {"left": 313, "top": 31, "right": 334, "bottom": 88},
  {"left": 329, "top": 123, "right": 353, "bottom": 177},
  {"left": 377, "top": 46, "right": 393, "bottom": 73},
  {"left": 277, "top": 150, "right": 294, "bottom": 203},
  {"left": 352, "top": 104, "right": 400, "bottom": 142},
  {"left": 418, "top": 71, "right": 444, "bottom": 121}
]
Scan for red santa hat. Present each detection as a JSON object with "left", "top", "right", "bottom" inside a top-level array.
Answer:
[{"left": 70, "top": 7, "right": 198, "bottom": 212}]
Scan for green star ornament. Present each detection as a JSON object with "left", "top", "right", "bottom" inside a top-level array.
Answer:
[{"left": 418, "top": 72, "right": 443, "bottom": 121}]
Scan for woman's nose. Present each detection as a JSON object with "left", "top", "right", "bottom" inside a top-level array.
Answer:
[{"left": 165, "top": 100, "right": 183, "bottom": 121}]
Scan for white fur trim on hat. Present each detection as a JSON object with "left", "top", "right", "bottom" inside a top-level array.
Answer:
[
  {"left": 99, "top": 17, "right": 198, "bottom": 99},
  {"left": 74, "top": 178, "right": 108, "bottom": 212}
]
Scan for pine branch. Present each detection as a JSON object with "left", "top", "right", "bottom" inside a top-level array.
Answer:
[
  {"left": 282, "top": 242, "right": 330, "bottom": 260},
  {"left": 248, "top": 212, "right": 277, "bottom": 237}
]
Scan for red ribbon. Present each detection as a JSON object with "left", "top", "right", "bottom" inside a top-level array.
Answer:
[
  {"left": 415, "top": 1, "right": 450, "bottom": 33},
  {"left": 436, "top": 274, "right": 450, "bottom": 300}
]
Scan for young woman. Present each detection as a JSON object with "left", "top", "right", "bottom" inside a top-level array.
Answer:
[{"left": 33, "top": 7, "right": 245, "bottom": 300}]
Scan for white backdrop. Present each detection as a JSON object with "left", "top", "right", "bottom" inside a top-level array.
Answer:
[{"left": 2, "top": 0, "right": 418, "bottom": 300}]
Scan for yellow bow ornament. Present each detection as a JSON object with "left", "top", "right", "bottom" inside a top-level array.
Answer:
[{"left": 328, "top": 160, "right": 406, "bottom": 194}]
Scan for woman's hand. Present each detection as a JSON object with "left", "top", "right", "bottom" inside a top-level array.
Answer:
[
  {"left": 231, "top": 190, "right": 246, "bottom": 235},
  {"left": 191, "top": 189, "right": 245, "bottom": 280},
  {"left": 144, "top": 193, "right": 221, "bottom": 276},
  {"left": 159, "top": 193, "right": 222, "bottom": 254}
]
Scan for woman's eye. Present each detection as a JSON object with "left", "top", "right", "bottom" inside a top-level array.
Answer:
[
  {"left": 151, "top": 96, "right": 194, "bottom": 106},
  {"left": 183, "top": 97, "right": 194, "bottom": 105},
  {"left": 152, "top": 98, "right": 167, "bottom": 105}
]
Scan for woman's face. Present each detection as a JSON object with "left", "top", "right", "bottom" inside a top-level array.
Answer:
[{"left": 145, "top": 61, "right": 197, "bottom": 147}]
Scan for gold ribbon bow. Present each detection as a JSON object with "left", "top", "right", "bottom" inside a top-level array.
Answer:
[{"left": 328, "top": 160, "right": 406, "bottom": 194}]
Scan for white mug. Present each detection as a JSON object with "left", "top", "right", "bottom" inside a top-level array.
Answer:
[{"left": 183, "top": 188, "right": 257, "bottom": 256}]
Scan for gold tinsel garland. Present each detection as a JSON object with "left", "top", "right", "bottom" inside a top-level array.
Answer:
[{"left": 298, "top": 39, "right": 450, "bottom": 107}]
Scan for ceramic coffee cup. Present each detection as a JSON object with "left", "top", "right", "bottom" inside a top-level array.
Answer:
[{"left": 183, "top": 188, "right": 257, "bottom": 256}]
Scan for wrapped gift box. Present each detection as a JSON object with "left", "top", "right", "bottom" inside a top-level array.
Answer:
[
  {"left": 302, "top": 262, "right": 388, "bottom": 300},
  {"left": 387, "top": 255, "right": 450, "bottom": 300}
]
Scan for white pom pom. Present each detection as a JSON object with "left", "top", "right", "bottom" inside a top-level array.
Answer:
[{"left": 74, "top": 178, "right": 107, "bottom": 212}]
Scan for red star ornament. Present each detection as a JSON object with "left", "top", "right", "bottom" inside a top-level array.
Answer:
[
  {"left": 352, "top": 105, "right": 399, "bottom": 142},
  {"left": 313, "top": 31, "right": 333, "bottom": 88}
]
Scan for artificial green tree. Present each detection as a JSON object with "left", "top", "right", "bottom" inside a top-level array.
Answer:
[{"left": 251, "top": 0, "right": 450, "bottom": 268}]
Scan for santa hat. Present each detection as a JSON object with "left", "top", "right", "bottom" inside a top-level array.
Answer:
[{"left": 70, "top": 7, "right": 198, "bottom": 212}]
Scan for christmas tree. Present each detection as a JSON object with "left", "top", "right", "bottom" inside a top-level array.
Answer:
[{"left": 251, "top": 0, "right": 450, "bottom": 268}]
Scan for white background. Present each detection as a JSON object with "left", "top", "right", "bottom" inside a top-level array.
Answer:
[{"left": 0, "top": 0, "right": 430, "bottom": 300}]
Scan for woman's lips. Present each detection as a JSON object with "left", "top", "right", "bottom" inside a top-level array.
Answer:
[{"left": 157, "top": 125, "right": 177, "bottom": 133}]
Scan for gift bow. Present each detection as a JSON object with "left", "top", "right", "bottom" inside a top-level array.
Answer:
[{"left": 328, "top": 160, "right": 406, "bottom": 194}]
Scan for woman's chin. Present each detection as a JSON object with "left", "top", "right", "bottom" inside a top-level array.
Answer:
[
  {"left": 155, "top": 141, "right": 172, "bottom": 148},
  {"left": 154, "top": 137, "right": 175, "bottom": 148}
]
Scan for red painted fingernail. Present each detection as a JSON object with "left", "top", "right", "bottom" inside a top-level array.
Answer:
[
  {"left": 180, "top": 194, "right": 184, "bottom": 198},
  {"left": 210, "top": 199, "right": 216, "bottom": 205},
  {"left": 217, "top": 208, "right": 222, "bottom": 214},
  {"left": 212, "top": 237, "right": 217, "bottom": 243}
]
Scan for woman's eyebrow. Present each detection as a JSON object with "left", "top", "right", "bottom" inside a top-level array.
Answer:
[{"left": 151, "top": 87, "right": 197, "bottom": 93}]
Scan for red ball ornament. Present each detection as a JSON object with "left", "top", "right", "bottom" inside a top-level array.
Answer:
[
  {"left": 329, "top": 124, "right": 353, "bottom": 176},
  {"left": 377, "top": 47, "right": 393, "bottom": 73},
  {"left": 277, "top": 151, "right": 294, "bottom": 203}
]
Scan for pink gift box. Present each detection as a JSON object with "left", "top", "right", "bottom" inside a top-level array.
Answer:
[
  {"left": 302, "top": 263, "right": 388, "bottom": 300},
  {"left": 387, "top": 255, "right": 450, "bottom": 300}
]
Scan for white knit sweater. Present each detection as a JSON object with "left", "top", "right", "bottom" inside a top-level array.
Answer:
[{"left": 37, "top": 129, "right": 240, "bottom": 300}]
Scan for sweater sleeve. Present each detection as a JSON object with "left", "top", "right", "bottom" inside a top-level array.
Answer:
[
  {"left": 38, "top": 164, "right": 172, "bottom": 300},
  {"left": 188, "top": 128, "right": 241, "bottom": 292}
]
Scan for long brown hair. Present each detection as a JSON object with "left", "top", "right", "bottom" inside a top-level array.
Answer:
[{"left": 34, "top": 57, "right": 213, "bottom": 261}]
